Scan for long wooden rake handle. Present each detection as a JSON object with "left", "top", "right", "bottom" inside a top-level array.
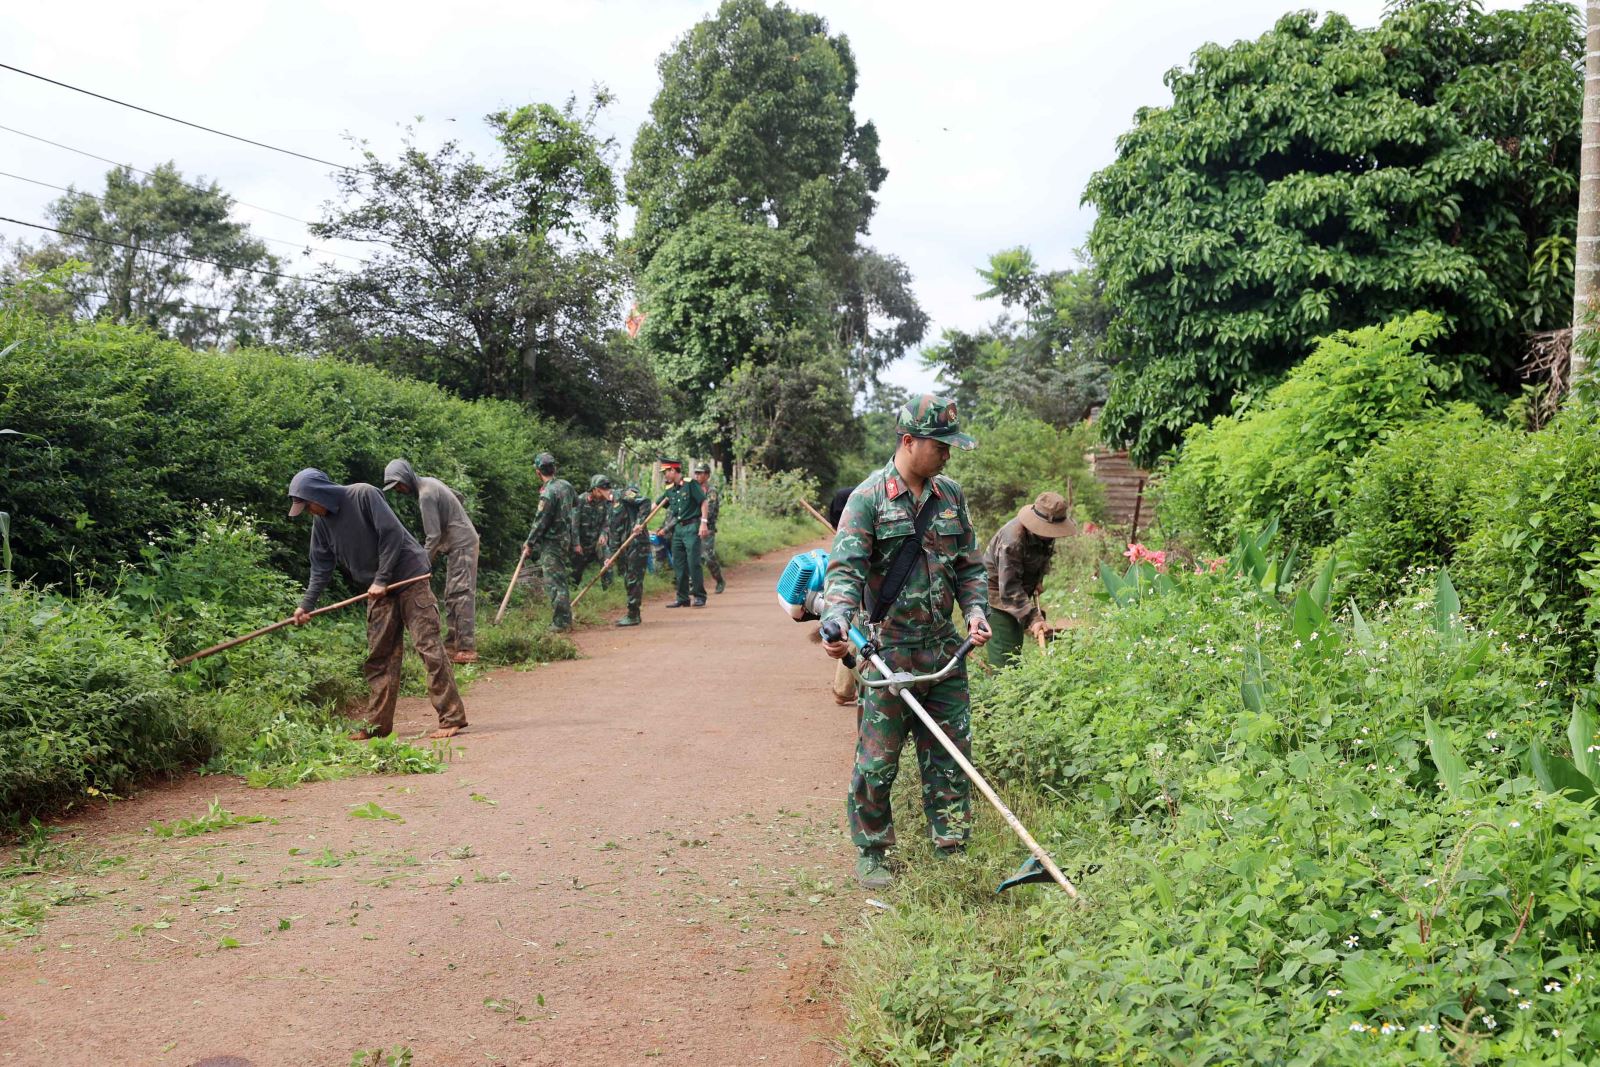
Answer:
[
  {"left": 174, "top": 572, "right": 432, "bottom": 667},
  {"left": 571, "top": 497, "right": 668, "bottom": 610},
  {"left": 797, "top": 497, "right": 835, "bottom": 534},
  {"left": 493, "top": 550, "right": 528, "bottom": 625}
]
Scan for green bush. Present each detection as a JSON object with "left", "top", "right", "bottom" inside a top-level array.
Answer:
[
  {"left": 0, "top": 300, "right": 601, "bottom": 588},
  {"left": 0, "top": 586, "right": 197, "bottom": 819},
  {"left": 1162, "top": 312, "right": 1452, "bottom": 552},
  {"left": 1337, "top": 404, "right": 1511, "bottom": 602},
  {"left": 844, "top": 551, "right": 1600, "bottom": 1064},
  {"left": 944, "top": 414, "right": 1104, "bottom": 534}
]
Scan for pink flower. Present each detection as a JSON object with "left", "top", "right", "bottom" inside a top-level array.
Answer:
[
  {"left": 1208, "top": 557, "right": 1226, "bottom": 574},
  {"left": 1146, "top": 550, "right": 1167, "bottom": 571},
  {"left": 1083, "top": 522, "right": 1099, "bottom": 535},
  {"left": 1124, "top": 542, "right": 1146, "bottom": 562}
]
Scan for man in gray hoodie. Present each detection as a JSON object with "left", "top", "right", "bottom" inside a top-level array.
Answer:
[
  {"left": 382, "top": 459, "right": 481, "bottom": 664},
  {"left": 288, "top": 468, "right": 468, "bottom": 740}
]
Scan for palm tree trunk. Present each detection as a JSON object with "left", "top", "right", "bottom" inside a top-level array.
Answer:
[{"left": 1572, "top": 0, "right": 1600, "bottom": 381}]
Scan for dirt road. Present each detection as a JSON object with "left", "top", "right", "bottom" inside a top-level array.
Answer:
[{"left": 0, "top": 545, "right": 865, "bottom": 1066}]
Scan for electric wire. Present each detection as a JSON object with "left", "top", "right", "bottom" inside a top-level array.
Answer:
[
  {"left": 0, "top": 169, "right": 369, "bottom": 264},
  {"left": 0, "top": 215, "right": 336, "bottom": 286},
  {"left": 0, "top": 62, "right": 358, "bottom": 172},
  {"left": 0, "top": 122, "right": 321, "bottom": 227}
]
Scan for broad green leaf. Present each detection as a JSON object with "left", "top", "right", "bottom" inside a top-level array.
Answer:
[
  {"left": 1241, "top": 646, "right": 1266, "bottom": 713},
  {"left": 1531, "top": 738, "right": 1596, "bottom": 801},
  {"left": 1098, "top": 562, "right": 1124, "bottom": 600},
  {"left": 1290, "top": 591, "right": 1326, "bottom": 643},
  {"left": 1423, "top": 711, "right": 1467, "bottom": 798},
  {"left": 1310, "top": 553, "right": 1336, "bottom": 613},
  {"left": 1277, "top": 546, "right": 1298, "bottom": 597},
  {"left": 1349, "top": 599, "right": 1375, "bottom": 647},
  {"left": 1434, "top": 569, "right": 1461, "bottom": 636},
  {"left": 1254, "top": 516, "right": 1279, "bottom": 552},
  {"left": 1568, "top": 707, "right": 1600, "bottom": 782}
]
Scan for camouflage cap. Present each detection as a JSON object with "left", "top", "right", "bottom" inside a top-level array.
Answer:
[
  {"left": 895, "top": 393, "right": 976, "bottom": 450},
  {"left": 692, "top": 461, "right": 711, "bottom": 474},
  {"left": 589, "top": 473, "right": 612, "bottom": 490},
  {"left": 535, "top": 451, "right": 557, "bottom": 471}
]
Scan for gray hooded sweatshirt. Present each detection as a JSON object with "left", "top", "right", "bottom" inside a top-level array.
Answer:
[
  {"left": 290, "top": 468, "right": 431, "bottom": 613},
  {"left": 382, "top": 459, "right": 479, "bottom": 560}
]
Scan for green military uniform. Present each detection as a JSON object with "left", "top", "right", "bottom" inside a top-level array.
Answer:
[
  {"left": 658, "top": 472, "right": 708, "bottom": 606},
  {"left": 574, "top": 475, "right": 613, "bottom": 592},
  {"left": 695, "top": 462, "right": 725, "bottom": 595},
  {"left": 609, "top": 484, "right": 652, "bottom": 625},
  {"left": 524, "top": 453, "right": 580, "bottom": 631},
  {"left": 821, "top": 395, "right": 986, "bottom": 860}
]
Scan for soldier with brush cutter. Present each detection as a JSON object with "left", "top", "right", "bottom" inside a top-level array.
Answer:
[
  {"left": 288, "top": 468, "right": 468, "bottom": 741},
  {"left": 820, "top": 394, "right": 990, "bottom": 890}
]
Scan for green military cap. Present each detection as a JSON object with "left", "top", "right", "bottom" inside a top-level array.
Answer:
[
  {"left": 895, "top": 393, "right": 977, "bottom": 450},
  {"left": 692, "top": 461, "right": 711, "bottom": 474},
  {"left": 535, "top": 451, "right": 557, "bottom": 470},
  {"left": 589, "top": 473, "right": 612, "bottom": 490}
]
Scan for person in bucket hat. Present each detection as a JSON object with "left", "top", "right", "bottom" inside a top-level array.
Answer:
[
  {"left": 818, "top": 393, "right": 989, "bottom": 889},
  {"left": 982, "top": 491, "right": 1077, "bottom": 666}
]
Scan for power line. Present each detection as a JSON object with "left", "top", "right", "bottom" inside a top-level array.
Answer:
[
  {"left": 0, "top": 62, "right": 357, "bottom": 173},
  {"left": 0, "top": 169, "right": 370, "bottom": 264},
  {"left": 0, "top": 215, "right": 336, "bottom": 287},
  {"left": 0, "top": 122, "right": 320, "bottom": 227}
]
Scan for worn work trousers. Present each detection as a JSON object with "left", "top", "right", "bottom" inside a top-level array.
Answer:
[
  {"left": 701, "top": 531, "right": 723, "bottom": 585},
  {"left": 363, "top": 581, "right": 467, "bottom": 735},
  {"left": 670, "top": 524, "right": 704, "bottom": 603},
  {"left": 847, "top": 640, "right": 972, "bottom": 852},
  {"left": 985, "top": 608, "right": 1025, "bottom": 667},
  {"left": 442, "top": 542, "right": 479, "bottom": 653},
  {"left": 831, "top": 659, "right": 858, "bottom": 705},
  {"left": 536, "top": 540, "right": 573, "bottom": 630}
]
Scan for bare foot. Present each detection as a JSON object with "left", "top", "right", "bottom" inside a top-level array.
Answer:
[
  {"left": 347, "top": 730, "right": 376, "bottom": 741},
  {"left": 451, "top": 651, "right": 479, "bottom": 664},
  {"left": 426, "top": 725, "right": 467, "bottom": 739}
]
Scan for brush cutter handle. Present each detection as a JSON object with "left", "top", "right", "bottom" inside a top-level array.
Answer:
[{"left": 818, "top": 619, "right": 855, "bottom": 668}]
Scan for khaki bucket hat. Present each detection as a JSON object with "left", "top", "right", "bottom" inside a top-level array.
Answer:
[{"left": 1017, "top": 491, "right": 1076, "bottom": 538}]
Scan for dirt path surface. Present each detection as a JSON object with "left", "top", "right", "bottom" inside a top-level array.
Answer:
[{"left": 1, "top": 545, "right": 866, "bottom": 1067}]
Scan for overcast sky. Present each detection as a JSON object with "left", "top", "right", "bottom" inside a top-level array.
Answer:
[{"left": 2, "top": 0, "right": 1525, "bottom": 395}]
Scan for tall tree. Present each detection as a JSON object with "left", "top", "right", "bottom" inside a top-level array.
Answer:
[
  {"left": 1087, "top": 1, "right": 1582, "bottom": 462},
  {"left": 29, "top": 163, "right": 280, "bottom": 348},
  {"left": 625, "top": 0, "right": 885, "bottom": 284},
  {"left": 281, "top": 96, "right": 658, "bottom": 435}
]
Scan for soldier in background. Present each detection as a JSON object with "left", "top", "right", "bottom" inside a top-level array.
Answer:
[
  {"left": 692, "top": 462, "right": 726, "bottom": 595},
  {"left": 656, "top": 458, "right": 709, "bottom": 608},
  {"left": 574, "top": 474, "right": 614, "bottom": 591},
  {"left": 605, "top": 482, "right": 653, "bottom": 627},
  {"left": 520, "top": 452, "right": 581, "bottom": 632},
  {"left": 819, "top": 394, "right": 990, "bottom": 890}
]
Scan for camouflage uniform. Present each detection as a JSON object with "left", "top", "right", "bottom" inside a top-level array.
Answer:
[
  {"left": 608, "top": 485, "right": 652, "bottom": 622},
  {"left": 701, "top": 483, "right": 724, "bottom": 592},
  {"left": 983, "top": 517, "right": 1054, "bottom": 665},
  {"left": 821, "top": 396, "right": 987, "bottom": 854},
  {"left": 574, "top": 488, "right": 611, "bottom": 591},
  {"left": 524, "top": 464, "right": 580, "bottom": 631}
]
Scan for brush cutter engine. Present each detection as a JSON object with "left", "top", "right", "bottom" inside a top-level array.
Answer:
[{"left": 776, "top": 549, "right": 829, "bottom": 621}]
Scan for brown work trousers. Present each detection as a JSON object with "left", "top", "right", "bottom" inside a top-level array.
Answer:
[
  {"left": 442, "top": 541, "right": 479, "bottom": 653},
  {"left": 363, "top": 581, "right": 467, "bottom": 735}
]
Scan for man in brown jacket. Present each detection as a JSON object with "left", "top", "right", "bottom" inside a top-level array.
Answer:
[{"left": 982, "top": 491, "right": 1076, "bottom": 666}]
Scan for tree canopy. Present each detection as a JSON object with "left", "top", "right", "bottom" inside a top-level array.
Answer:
[{"left": 1086, "top": 0, "right": 1582, "bottom": 462}]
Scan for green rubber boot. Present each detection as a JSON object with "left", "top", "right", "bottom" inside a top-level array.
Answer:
[
  {"left": 615, "top": 614, "right": 641, "bottom": 627},
  {"left": 855, "top": 850, "right": 892, "bottom": 890}
]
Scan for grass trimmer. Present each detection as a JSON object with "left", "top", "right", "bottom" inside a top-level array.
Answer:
[{"left": 820, "top": 619, "right": 1081, "bottom": 899}]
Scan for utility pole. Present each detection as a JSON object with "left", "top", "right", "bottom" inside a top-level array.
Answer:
[{"left": 1573, "top": 0, "right": 1600, "bottom": 382}]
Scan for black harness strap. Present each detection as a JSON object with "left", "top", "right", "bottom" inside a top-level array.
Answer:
[{"left": 868, "top": 490, "right": 939, "bottom": 625}]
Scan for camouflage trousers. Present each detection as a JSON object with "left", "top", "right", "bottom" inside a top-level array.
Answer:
[
  {"left": 571, "top": 545, "right": 613, "bottom": 591},
  {"left": 847, "top": 640, "right": 972, "bottom": 852},
  {"left": 619, "top": 544, "right": 647, "bottom": 618},
  {"left": 363, "top": 581, "right": 467, "bottom": 735},
  {"left": 670, "top": 525, "right": 704, "bottom": 603},
  {"left": 701, "top": 532, "right": 722, "bottom": 584},
  {"left": 442, "top": 542, "right": 478, "bottom": 653},
  {"left": 535, "top": 540, "right": 573, "bottom": 630}
]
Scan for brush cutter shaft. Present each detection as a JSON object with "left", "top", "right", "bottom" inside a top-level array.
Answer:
[
  {"left": 858, "top": 645, "right": 1080, "bottom": 899},
  {"left": 175, "top": 573, "right": 431, "bottom": 667}
]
